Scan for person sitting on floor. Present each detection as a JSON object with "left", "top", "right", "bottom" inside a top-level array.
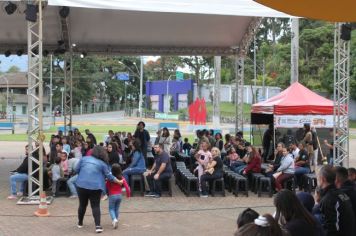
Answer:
[
  {"left": 236, "top": 208, "right": 259, "bottom": 229},
  {"left": 235, "top": 214, "right": 284, "bottom": 236}
]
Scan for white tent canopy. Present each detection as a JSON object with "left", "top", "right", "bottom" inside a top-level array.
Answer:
[
  {"left": 48, "top": 0, "right": 290, "bottom": 17},
  {"left": 0, "top": 0, "right": 291, "bottom": 55}
]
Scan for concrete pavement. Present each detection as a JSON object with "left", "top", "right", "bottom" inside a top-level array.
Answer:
[{"left": 1, "top": 137, "right": 356, "bottom": 235}]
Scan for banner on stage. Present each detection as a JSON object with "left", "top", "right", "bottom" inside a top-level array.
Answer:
[{"left": 274, "top": 115, "right": 334, "bottom": 128}]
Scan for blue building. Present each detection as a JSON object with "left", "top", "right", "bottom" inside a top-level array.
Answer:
[{"left": 146, "top": 79, "right": 194, "bottom": 112}]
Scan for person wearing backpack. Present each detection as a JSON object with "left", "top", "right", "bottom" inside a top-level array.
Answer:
[{"left": 122, "top": 139, "right": 146, "bottom": 186}]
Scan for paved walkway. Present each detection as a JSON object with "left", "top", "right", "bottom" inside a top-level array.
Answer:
[{"left": 1, "top": 141, "right": 355, "bottom": 236}]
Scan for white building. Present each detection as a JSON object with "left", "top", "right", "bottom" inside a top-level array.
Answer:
[{"left": 0, "top": 73, "right": 51, "bottom": 119}]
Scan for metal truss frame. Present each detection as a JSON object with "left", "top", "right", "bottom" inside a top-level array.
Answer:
[
  {"left": 63, "top": 55, "right": 73, "bottom": 135},
  {"left": 60, "top": 13, "right": 73, "bottom": 134},
  {"left": 24, "top": 0, "right": 44, "bottom": 200},
  {"left": 333, "top": 23, "right": 351, "bottom": 167},
  {"left": 235, "top": 56, "right": 244, "bottom": 133},
  {"left": 234, "top": 17, "right": 263, "bottom": 133}
]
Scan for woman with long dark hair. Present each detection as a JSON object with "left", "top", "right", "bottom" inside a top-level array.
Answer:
[
  {"left": 274, "top": 189, "right": 319, "bottom": 236},
  {"left": 158, "top": 127, "right": 171, "bottom": 154},
  {"left": 107, "top": 142, "right": 120, "bottom": 166},
  {"left": 75, "top": 146, "right": 123, "bottom": 233},
  {"left": 122, "top": 139, "right": 146, "bottom": 185},
  {"left": 170, "top": 129, "right": 182, "bottom": 155}
]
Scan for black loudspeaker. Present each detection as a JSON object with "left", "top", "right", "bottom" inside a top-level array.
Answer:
[
  {"left": 59, "top": 7, "right": 70, "bottom": 18},
  {"left": 341, "top": 24, "right": 351, "bottom": 41},
  {"left": 25, "top": 4, "right": 38, "bottom": 22}
]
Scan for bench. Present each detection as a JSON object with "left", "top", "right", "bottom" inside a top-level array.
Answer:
[
  {"left": 0, "top": 122, "right": 14, "bottom": 134},
  {"left": 159, "top": 122, "right": 179, "bottom": 130}
]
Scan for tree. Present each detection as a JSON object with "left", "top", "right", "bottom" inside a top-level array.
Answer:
[
  {"left": 7, "top": 65, "right": 20, "bottom": 73},
  {"left": 181, "top": 56, "right": 213, "bottom": 98}
]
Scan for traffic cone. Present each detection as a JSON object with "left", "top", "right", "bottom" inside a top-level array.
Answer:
[{"left": 34, "top": 192, "right": 50, "bottom": 217}]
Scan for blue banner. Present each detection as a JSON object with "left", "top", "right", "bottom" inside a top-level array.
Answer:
[{"left": 116, "top": 72, "right": 129, "bottom": 81}]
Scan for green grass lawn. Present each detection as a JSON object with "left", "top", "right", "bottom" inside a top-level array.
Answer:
[
  {"left": 206, "top": 102, "right": 251, "bottom": 117},
  {"left": 350, "top": 120, "right": 356, "bottom": 129}
]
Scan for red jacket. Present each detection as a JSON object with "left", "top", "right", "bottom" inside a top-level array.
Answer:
[
  {"left": 244, "top": 154, "right": 261, "bottom": 174},
  {"left": 106, "top": 178, "right": 131, "bottom": 198}
]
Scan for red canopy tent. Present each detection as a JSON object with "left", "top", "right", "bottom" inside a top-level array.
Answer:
[{"left": 251, "top": 82, "right": 334, "bottom": 127}]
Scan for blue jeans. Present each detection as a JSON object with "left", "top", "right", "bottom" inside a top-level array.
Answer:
[
  {"left": 9, "top": 173, "right": 28, "bottom": 195},
  {"left": 123, "top": 167, "right": 146, "bottom": 184},
  {"left": 67, "top": 175, "right": 78, "bottom": 196},
  {"left": 234, "top": 164, "right": 246, "bottom": 174},
  {"left": 294, "top": 166, "right": 310, "bottom": 188},
  {"left": 108, "top": 194, "right": 122, "bottom": 221}
]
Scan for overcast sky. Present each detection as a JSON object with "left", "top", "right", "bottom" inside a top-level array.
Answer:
[{"left": 0, "top": 55, "right": 27, "bottom": 72}]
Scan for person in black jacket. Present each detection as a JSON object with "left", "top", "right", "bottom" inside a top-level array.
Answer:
[
  {"left": 317, "top": 165, "right": 355, "bottom": 236},
  {"left": 133, "top": 121, "right": 150, "bottom": 163},
  {"left": 335, "top": 166, "right": 356, "bottom": 224}
]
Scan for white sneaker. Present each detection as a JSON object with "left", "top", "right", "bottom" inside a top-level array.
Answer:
[
  {"left": 17, "top": 192, "right": 23, "bottom": 197},
  {"left": 112, "top": 219, "right": 118, "bottom": 229},
  {"left": 95, "top": 226, "right": 103, "bottom": 233}
]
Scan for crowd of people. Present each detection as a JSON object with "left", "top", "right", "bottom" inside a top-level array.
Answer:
[
  {"left": 6, "top": 121, "right": 356, "bottom": 234},
  {"left": 235, "top": 165, "right": 356, "bottom": 236}
]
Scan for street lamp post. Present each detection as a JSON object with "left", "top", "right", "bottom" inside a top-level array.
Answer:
[
  {"left": 0, "top": 75, "right": 9, "bottom": 120},
  {"left": 49, "top": 54, "right": 53, "bottom": 123},
  {"left": 246, "top": 57, "right": 266, "bottom": 102},
  {"left": 60, "top": 87, "right": 64, "bottom": 116},
  {"left": 133, "top": 58, "right": 144, "bottom": 118},
  {"left": 120, "top": 57, "right": 143, "bottom": 118},
  {"left": 166, "top": 74, "right": 175, "bottom": 113},
  {"left": 139, "top": 56, "right": 143, "bottom": 118}
]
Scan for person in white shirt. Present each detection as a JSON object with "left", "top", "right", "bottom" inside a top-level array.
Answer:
[{"left": 290, "top": 142, "right": 300, "bottom": 159}]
